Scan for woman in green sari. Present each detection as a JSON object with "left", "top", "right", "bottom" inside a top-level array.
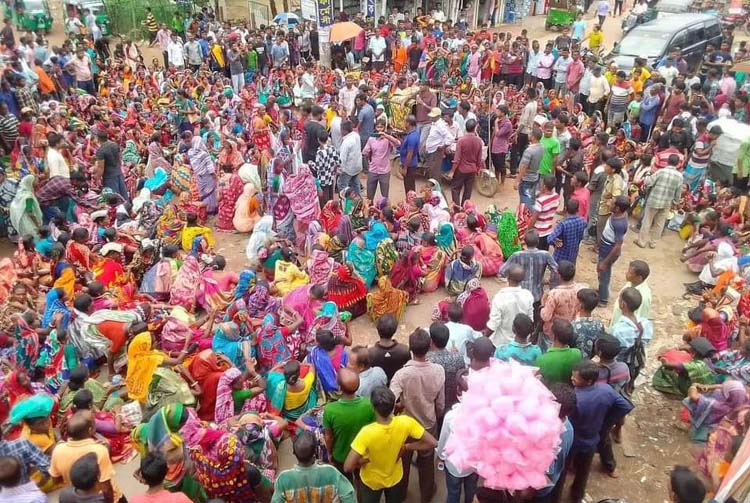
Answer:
[
  {"left": 265, "top": 360, "right": 319, "bottom": 422},
  {"left": 132, "top": 403, "right": 207, "bottom": 503}
]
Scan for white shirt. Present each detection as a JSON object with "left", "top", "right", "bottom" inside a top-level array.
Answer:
[
  {"left": 452, "top": 110, "right": 477, "bottom": 138},
  {"left": 445, "top": 321, "right": 481, "bottom": 364},
  {"left": 301, "top": 72, "right": 316, "bottom": 100},
  {"left": 46, "top": 148, "right": 70, "bottom": 178},
  {"left": 518, "top": 101, "right": 538, "bottom": 135},
  {"left": 486, "top": 285, "right": 535, "bottom": 346},
  {"left": 368, "top": 36, "right": 387, "bottom": 62},
  {"left": 338, "top": 86, "right": 358, "bottom": 116},
  {"left": 425, "top": 118, "right": 456, "bottom": 154},
  {"left": 588, "top": 75, "right": 611, "bottom": 103},
  {"left": 339, "top": 131, "right": 363, "bottom": 176},
  {"left": 330, "top": 115, "right": 343, "bottom": 151},
  {"left": 437, "top": 405, "right": 476, "bottom": 478},
  {"left": 167, "top": 41, "right": 185, "bottom": 67}
]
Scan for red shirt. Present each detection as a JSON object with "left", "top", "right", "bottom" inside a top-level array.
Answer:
[
  {"left": 571, "top": 187, "right": 590, "bottom": 221},
  {"left": 454, "top": 133, "right": 484, "bottom": 174}
]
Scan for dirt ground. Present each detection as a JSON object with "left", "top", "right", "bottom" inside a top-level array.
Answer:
[{"left": 23, "top": 4, "right": 741, "bottom": 502}]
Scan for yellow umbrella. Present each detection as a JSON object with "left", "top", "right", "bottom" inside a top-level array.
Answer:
[{"left": 329, "top": 21, "right": 364, "bottom": 42}]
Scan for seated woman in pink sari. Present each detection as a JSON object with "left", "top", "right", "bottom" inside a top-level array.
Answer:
[
  {"left": 683, "top": 223, "right": 736, "bottom": 274},
  {"left": 304, "top": 328, "right": 349, "bottom": 397},
  {"left": 462, "top": 215, "right": 504, "bottom": 277},
  {"left": 197, "top": 256, "right": 239, "bottom": 312},
  {"left": 170, "top": 255, "right": 201, "bottom": 312},
  {"left": 282, "top": 283, "right": 327, "bottom": 343}
]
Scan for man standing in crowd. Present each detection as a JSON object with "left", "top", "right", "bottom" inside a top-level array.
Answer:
[{"left": 449, "top": 118, "right": 483, "bottom": 205}]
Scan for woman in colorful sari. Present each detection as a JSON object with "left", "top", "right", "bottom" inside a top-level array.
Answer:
[
  {"left": 212, "top": 321, "right": 255, "bottom": 372},
  {"left": 436, "top": 221, "right": 458, "bottom": 256},
  {"left": 9, "top": 175, "right": 42, "bottom": 237},
  {"left": 434, "top": 278, "right": 491, "bottom": 332},
  {"left": 320, "top": 200, "right": 342, "bottom": 235},
  {"left": 683, "top": 380, "right": 748, "bottom": 441},
  {"left": 214, "top": 365, "right": 266, "bottom": 425},
  {"left": 35, "top": 325, "right": 78, "bottom": 393},
  {"left": 305, "top": 329, "right": 348, "bottom": 397},
  {"left": 41, "top": 287, "right": 70, "bottom": 330},
  {"left": 340, "top": 188, "right": 367, "bottom": 232},
  {"left": 131, "top": 404, "right": 207, "bottom": 502},
  {"left": 282, "top": 283, "right": 327, "bottom": 344},
  {"left": 463, "top": 215, "right": 504, "bottom": 277},
  {"left": 94, "top": 242, "right": 126, "bottom": 289},
  {"left": 9, "top": 395, "right": 56, "bottom": 455},
  {"left": 126, "top": 332, "right": 187, "bottom": 403},
  {"left": 367, "top": 276, "right": 409, "bottom": 321},
  {"left": 700, "top": 404, "right": 750, "bottom": 490},
  {"left": 145, "top": 133, "right": 171, "bottom": 178},
  {"left": 216, "top": 167, "right": 245, "bottom": 232},
  {"left": 197, "top": 256, "right": 237, "bottom": 312},
  {"left": 273, "top": 247, "right": 309, "bottom": 296},
  {"left": 233, "top": 184, "right": 261, "bottom": 233},
  {"left": 266, "top": 360, "right": 318, "bottom": 422},
  {"left": 307, "top": 248, "right": 335, "bottom": 287},
  {"left": 186, "top": 350, "right": 232, "bottom": 421},
  {"left": 327, "top": 264, "right": 368, "bottom": 319},
  {"left": 347, "top": 237, "right": 376, "bottom": 287},
  {"left": 245, "top": 215, "right": 275, "bottom": 263},
  {"left": 156, "top": 204, "right": 184, "bottom": 248},
  {"left": 170, "top": 255, "right": 201, "bottom": 312},
  {"left": 257, "top": 310, "right": 303, "bottom": 372},
  {"left": 307, "top": 301, "right": 350, "bottom": 347},
  {"left": 185, "top": 133, "right": 218, "bottom": 214},
  {"left": 416, "top": 232, "right": 448, "bottom": 293}
]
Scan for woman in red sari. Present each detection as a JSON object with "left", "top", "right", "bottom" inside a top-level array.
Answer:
[
  {"left": 186, "top": 349, "right": 232, "bottom": 421},
  {"left": 216, "top": 167, "right": 245, "bottom": 232},
  {"left": 326, "top": 264, "right": 368, "bottom": 319},
  {"left": 462, "top": 215, "right": 504, "bottom": 277},
  {"left": 252, "top": 104, "right": 272, "bottom": 153},
  {"left": 320, "top": 200, "right": 342, "bottom": 235},
  {"left": 93, "top": 243, "right": 126, "bottom": 289}
]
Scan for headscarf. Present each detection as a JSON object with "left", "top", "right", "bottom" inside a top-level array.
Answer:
[
  {"left": 257, "top": 313, "right": 292, "bottom": 369},
  {"left": 436, "top": 222, "right": 456, "bottom": 251},
  {"left": 9, "top": 394, "right": 54, "bottom": 425},
  {"left": 235, "top": 270, "right": 257, "bottom": 300},
  {"left": 308, "top": 249, "right": 335, "bottom": 286},
  {"left": 125, "top": 332, "right": 165, "bottom": 402},
  {"left": 214, "top": 368, "right": 242, "bottom": 424},
  {"left": 347, "top": 239, "right": 377, "bottom": 287},
  {"left": 246, "top": 215, "right": 275, "bottom": 261},
  {"left": 9, "top": 175, "right": 42, "bottom": 237},
  {"left": 285, "top": 164, "right": 320, "bottom": 224},
  {"left": 320, "top": 200, "right": 343, "bottom": 234},
  {"left": 364, "top": 222, "right": 389, "bottom": 251},
  {"left": 367, "top": 276, "right": 408, "bottom": 321}
]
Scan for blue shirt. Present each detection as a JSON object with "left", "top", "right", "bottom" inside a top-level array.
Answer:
[
  {"left": 548, "top": 215, "right": 587, "bottom": 264},
  {"left": 572, "top": 20, "right": 586, "bottom": 40},
  {"left": 400, "top": 129, "right": 420, "bottom": 169},
  {"left": 598, "top": 214, "right": 628, "bottom": 261},
  {"left": 572, "top": 383, "right": 633, "bottom": 450},
  {"left": 536, "top": 418, "right": 574, "bottom": 496},
  {"left": 494, "top": 341, "right": 542, "bottom": 366},
  {"left": 198, "top": 39, "right": 210, "bottom": 58}
]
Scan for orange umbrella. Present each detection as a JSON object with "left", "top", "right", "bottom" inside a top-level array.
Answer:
[{"left": 329, "top": 21, "right": 364, "bottom": 42}]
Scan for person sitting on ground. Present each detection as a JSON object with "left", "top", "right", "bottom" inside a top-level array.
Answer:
[
  {"left": 444, "top": 245, "right": 482, "bottom": 296},
  {"left": 494, "top": 313, "right": 541, "bottom": 366}
]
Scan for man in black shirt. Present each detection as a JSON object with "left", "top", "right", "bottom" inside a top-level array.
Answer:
[
  {"left": 95, "top": 129, "right": 129, "bottom": 201},
  {"left": 302, "top": 105, "right": 326, "bottom": 164},
  {"left": 368, "top": 314, "right": 410, "bottom": 383}
]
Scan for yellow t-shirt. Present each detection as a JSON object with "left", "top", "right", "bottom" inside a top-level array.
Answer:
[
  {"left": 351, "top": 415, "right": 425, "bottom": 490},
  {"left": 589, "top": 31, "right": 604, "bottom": 49},
  {"left": 49, "top": 439, "right": 123, "bottom": 502},
  {"left": 285, "top": 369, "right": 316, "bottom": 411}
]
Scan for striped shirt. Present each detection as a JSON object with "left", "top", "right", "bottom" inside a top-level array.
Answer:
[
  {"left": 0, "top": 113, "right": 19, "bottom": 146},
  {"left": 533, "top": 192, "right": 560, "bottom": 237}
]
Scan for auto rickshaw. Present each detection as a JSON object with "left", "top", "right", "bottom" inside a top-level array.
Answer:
[
  {"left": 63, "top": 0, "right": 111, "bottom": 36},
  {"left": 15, "top": 0, "right": 53, "bottom": 33},
  {"left": 545, "top": 0, "right": 577, "bottom": 30}
]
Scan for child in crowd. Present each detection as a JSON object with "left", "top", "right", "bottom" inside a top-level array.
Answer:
[
  {"left": 572, "top": 288, "right": 606, "bottom": 359},
  {"left": 0, "top": 456, "right": 46, "bottom": 503},
  {"left": 494, "top": 313, "right": 541, "bottom": 366},
  {"left": 58, "top": 453, "right": 105, "bottom": 503}
]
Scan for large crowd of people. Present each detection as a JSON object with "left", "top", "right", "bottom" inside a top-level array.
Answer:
[{"left": 0, "top": 2, "right": 748, "bottom": 503}]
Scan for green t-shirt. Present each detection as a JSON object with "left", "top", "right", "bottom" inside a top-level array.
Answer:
[
  {"left": 322, "top": 396, "right": 376, "bottom": 463},
  {"left": 247, "top": 50, "right": 258, "bottom": 71},
  {"left": 539, "top": 136, "right": 561, "bottom": 176},
  {"left": 535, "top": 347, "right": 583, "bottom": 384}
]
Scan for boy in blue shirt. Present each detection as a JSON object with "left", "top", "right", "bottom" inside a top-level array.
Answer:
[{"left": 494, "top": 313, "right": 542, "bottom": 366}]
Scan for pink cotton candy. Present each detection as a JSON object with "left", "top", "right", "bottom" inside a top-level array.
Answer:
[{"left": 445, "top": 360, "right": 564, "bottom": 491}]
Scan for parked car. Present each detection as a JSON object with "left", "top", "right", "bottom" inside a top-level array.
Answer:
[
  {"left": 607, "top": 13, "right": 722, "bottom": 72},
  {"left": 63, "top": 0, "right": 111, "bottom": 36}
]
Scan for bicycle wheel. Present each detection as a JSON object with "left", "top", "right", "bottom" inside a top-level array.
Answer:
[{"left": 476, "top": 169, "right": 499, "bottom": 197}]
